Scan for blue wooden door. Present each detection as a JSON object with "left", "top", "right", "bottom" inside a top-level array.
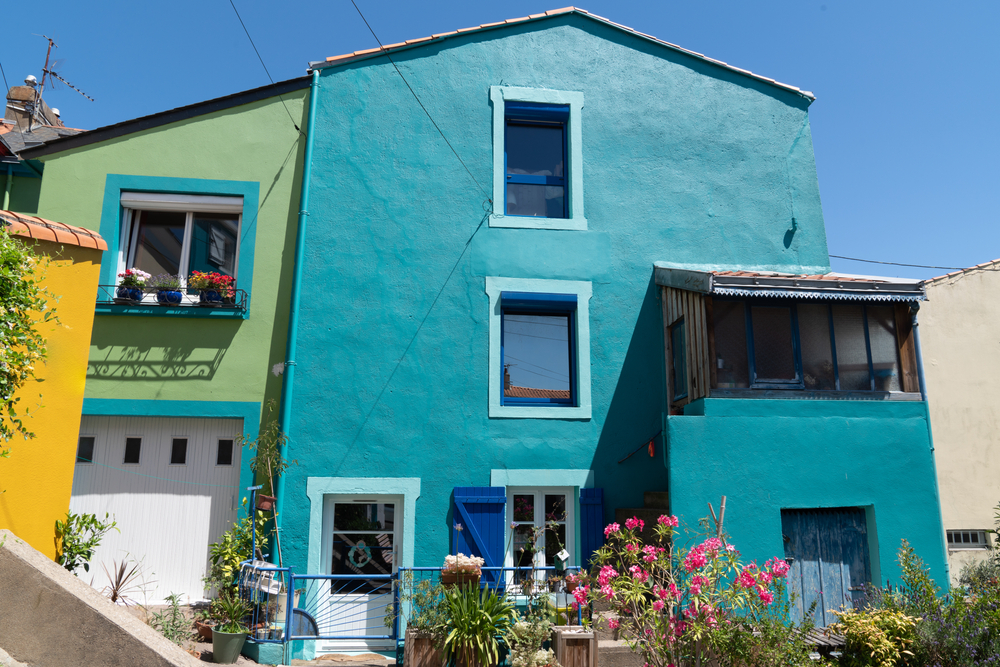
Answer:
[{"left": 781, "top": 507, "right": 871, "bottom": 626}]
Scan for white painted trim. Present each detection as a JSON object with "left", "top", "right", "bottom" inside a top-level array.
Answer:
[
  {"left": 490, "top": 469, "right": 594, "bottom": 488},
  {"left": 486, "top": 277, "right": 592, "bottom": 419},
  {"left": 306, "top": 477, "right": 421, "bottom": 575},
  {"left": 120, "top": 192, "right": 244, "bottom": 213},
  {"left": 490, "top": 86, "right": 586, "bottom": 230}
]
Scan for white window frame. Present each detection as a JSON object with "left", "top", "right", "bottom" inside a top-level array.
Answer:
[
  {"left": 490, "top": 86, "right": 586, "bottom": 230},
  {"left": 947, "top": 529, "right": 990, "bottom": 551},
  {"left": 118, "top": 193, "right": 243, "bottom": 294},
  {"left": 505, "top": 487, "right": 576, "bottom": 570},
  {"left": 486, "top": 276, "right": 592, "bottom": 419},
  {"left": 320, "top": 494, "right": 403, "bottom": 576}
]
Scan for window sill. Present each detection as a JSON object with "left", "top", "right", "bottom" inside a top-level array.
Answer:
[
  {"left": 489, "top": 214, "right": 588, "bottom": 231},
  {"left": 709, "top": 389, "right": 922, "bottom": 401},
  {"left": 95, "top": 303, "right": 248, "bottom": 319},
  {"left": 490, "top": 404, "right": 592, "bottom": 420}
]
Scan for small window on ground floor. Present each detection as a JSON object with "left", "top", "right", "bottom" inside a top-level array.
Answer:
[
  {"left": 123, "top": 437, "right": 142, "bottom": 464},
  {"left": 216, "top": 439, "right": 233, "bottom": 466},
  {"left": 76, "top": 436, "right": 95, "bottom": 464},
  {"left": 170, "top": 438, "right": 188, "bottom": 465},
  {"left": 947, "top": 530, "right": 989, "bottom": 550}
]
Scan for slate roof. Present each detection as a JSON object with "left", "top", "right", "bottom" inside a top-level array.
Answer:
[
  {"left": 312, "top": 7, "right": 814, "bottom": 101},
  {"left": 0, "top": 124, "right": 82, "bottom": 157},
  {"left": 0, "top": 210, "right": 107, "bottom": 250},
  {"left": 505, "top": 386, "right": 572, "bottom": 399}
]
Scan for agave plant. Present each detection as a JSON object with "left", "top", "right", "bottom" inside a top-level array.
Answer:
[{"left": 443, "top": 585, "right": 515, "bottom": 667}]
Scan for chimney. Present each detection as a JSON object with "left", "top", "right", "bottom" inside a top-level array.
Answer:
[
  {"left": 5, "top": 77, "right": 66, "bottom": 131},
  {"left": 504, "top": 365, "right": 511, "bottom": 390}
]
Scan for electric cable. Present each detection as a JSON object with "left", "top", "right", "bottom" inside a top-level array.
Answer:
[
  {"left": 829, "top": 254, "right": 964, "bottom": 271},
  {"left": 0, "top": 59, "right": 29, "bottom": 157}
]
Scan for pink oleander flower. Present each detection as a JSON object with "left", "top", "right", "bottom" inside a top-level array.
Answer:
[
  {"left": 598, "top": 565, "right": 618, "bottom": 586},
  {"left": 766, "top": 557, "right": 790, "bottom": 578},
  {"left": 658, "top": 514, "right": 679, "bottom": 527},
  {"left": 629, "top": 564, "right": 650, "bottom": 583},
  {"left": 737, "top": 568, "right": 756, "bottom": 589},
  {"left": 759, "top": 571, "right": 773, "bottom": 584},
  {"left": 652, "top": 599, "right": 665, "bottom": 612},
  {"left": 608, "top": 618, "right": 619, "bottom": 630},
  {"left": 604, "top": 522, "right": 621, "bottom": 538},
  {"left": 642, "top": 545, "right": 657, "bottom": 562},
  {"left": 573, "top": 585, "right": 589, "bottom": 605},
  {"left": 626, "top": 543, "right": 638, "bottom": 552},
  {"left": 758, "top": 589, "right": 775, "bottom": 605},
  {"left": 669, "top": 582, "right": 682, "bottom": 599},
  {"left": 690, "top": 574, "right": 707, "bottom": 596},
  {"left": 601, "top": 584, "right": 615, "bottom": 600},
  {"left": 625, "top": 516, "right": 645, "bottom": 532},
  {"left": 689, "top": 580, "right": 701, "bottom": 596},
  {"left": 701, "top": 537, "right": 722, "bottom": 554},
  {"left": 571, "top": 601, "right": 579, "bottom": 611},
  {"left": 726, "top": 544, "right": 736, "bottom": 552},
  {"left": 683, "top": 546, "right": 708, "bottom": 572}
]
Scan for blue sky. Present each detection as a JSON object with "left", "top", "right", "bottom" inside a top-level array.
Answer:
[{"left": 4, "top": 1, "right": 996, "bottom": 279}]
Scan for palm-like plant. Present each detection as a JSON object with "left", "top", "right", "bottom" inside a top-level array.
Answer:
[{"left": 443, "top": 585, "right": 515, "bottom": 667}]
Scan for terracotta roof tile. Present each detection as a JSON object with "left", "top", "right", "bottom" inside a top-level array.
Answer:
[
  {"left": 505, "top": 386, "right": 572, "bottom": 399},
  {"left": 925, "top": 258, "right": 1000, "bottom": 284},
  {"left": 710, "top": 269, "right": 876, "bottom": 282},
  {"left": 312, "top": 8, "right": 814, "bottom": 100},
  {"left": 0, "top": 210, "right": 107, "bottom": 251}
]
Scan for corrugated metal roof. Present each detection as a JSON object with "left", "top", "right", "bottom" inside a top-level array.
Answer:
[
  {"left": 654, "top": 264, "right": 926, "bottom": 301},
  {"left": 311, "top": 7, "right": 815, "bottom": 102},
  {"left": 0, "top": 210, "right": 107, "bottom": 251}
]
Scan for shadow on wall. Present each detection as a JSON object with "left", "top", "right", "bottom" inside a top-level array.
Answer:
[
  {"left": 88, "top": 319, "right": 240, "bottom": 381},
  {"left": 593, "top": 275, "right": 668, "bottom": 514}
]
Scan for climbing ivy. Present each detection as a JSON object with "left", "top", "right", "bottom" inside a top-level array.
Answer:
[{"left": 0, "top": 228, "right": 56, "bottom": 452}]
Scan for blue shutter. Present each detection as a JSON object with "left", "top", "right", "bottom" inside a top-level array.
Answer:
[
  {"left": 453, "top": 487, "right": 506, "bottom": 585},
  {"left": 579, "top": 488, "right": 604, "bottom": 570}
]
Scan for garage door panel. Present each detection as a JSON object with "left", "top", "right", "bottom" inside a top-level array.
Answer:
[{"left": 71, "top": 416, "right": 243, "bottom": 603}]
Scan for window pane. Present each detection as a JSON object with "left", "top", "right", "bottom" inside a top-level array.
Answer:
[
  {"left": 799, "top": 304, "right": 836, "bottom": 390},
  {"left": 503, "top": 313, "right": 571, "bottom": 400},
  {"left": 713, "top": 301, "right": 749, "bottom": 388},
  {"left": 866, "top": 306, "right": 901, "bottom": 392},
  {"left": 750, "top": 306, "right": 797, "bottom": 381},
  {"left": 544, "top": 495, "right": 566, "bottom": 522},
  {"left": 217, "top": 439, "right": 233, "bottom": 466},
  {"left": 331, "top": 532, "right": 395, "bottom": 593},
  {"left": 513, "top": 494, "right": 534, "bottom": 522},
  {"left": 77, "top": 436, "right": 95, "bottom": 464},
  {"left": 544, "top": 523, "right": 567, "bottom": 566},
  {"left": 506, "top": 183, "right": 565, "bottom": 218},
  {"left": 131, "top": 210, "right": 186, "bottom": 276},
  {"left": 671, "top": 321, "right": 687, "bottom": 397},
  {"left": 514, "top": 525, "right": 535, "bottom": 567},
  {"left": 189, "top": 213, "right": 238, "bottom": 278},
  {"left": 124, "top": 437, "right": 141, "bottom": 464},
  {"left": 170, "top": 438, "right": 187, "bottom": 465},
  {"left": 506, "top": 123, "right": 564, "bottom": 178},
  {"left": 832, "top": 304, "right": 871, "bottom": 391},
  {"left": 334, "top": 503, "right": 394, "bottom": 532}
]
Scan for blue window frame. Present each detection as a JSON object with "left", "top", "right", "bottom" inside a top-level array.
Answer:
[
  {"left": 500, "top": 292, "right": 577, "bottom": 407},
  {"left": 504, "top": 103, "right": 569, "bottom": 219}
]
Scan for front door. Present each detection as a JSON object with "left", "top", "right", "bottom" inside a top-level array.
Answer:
[
  {"left": 317, "top": 496, "right": 400, "bottom": 653},
  {"left": 781, "top": 507, "right": 872, "bottom": 626}
]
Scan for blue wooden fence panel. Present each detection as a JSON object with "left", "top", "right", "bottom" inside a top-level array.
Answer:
[
  {"left": 781, "top": 507, "right": 871, "bottom": 627},
  {"left": 453, "top": 487, "right": 506, "bottom": 585},
  {"left": 580, "top": 488, "right": 604, "bottom": 569}
]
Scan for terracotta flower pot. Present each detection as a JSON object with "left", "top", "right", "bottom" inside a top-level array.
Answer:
[
  {"left": 440, "top": 571, "right": 481, "bottom": 588},
  {"left": 256, "top": 494, "right": 276, "bottom": 511},
  {"left": 195, "top": 620, "right": 215, "bottom": 641}
]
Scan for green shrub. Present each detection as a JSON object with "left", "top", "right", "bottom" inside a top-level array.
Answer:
[
  {"left": 828, "top": 607, "right": 919, "bottom": 667},
  {"left": 54, "top": 511, "right": 118, "bottom": 573},
  {"left": 151, "top": 592, "right": 193, "bottom": 645},
  {"left": 204, "top": 505, "right": 269, "bottom": 597}
]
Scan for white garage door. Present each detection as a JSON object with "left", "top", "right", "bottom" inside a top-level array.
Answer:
[{"left": 70, "top": 415, "right": 244, "bottom": 604}]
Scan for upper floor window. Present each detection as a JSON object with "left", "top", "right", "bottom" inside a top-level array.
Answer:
[
  {"left": 490, "top": 87, "right": 586, "bottom": 231},
  {"left": 505, "top": 103, "right": 568, "bottom": 219},
  {"left": 120, "top": 192, "right": 241, "bottom": 286}
]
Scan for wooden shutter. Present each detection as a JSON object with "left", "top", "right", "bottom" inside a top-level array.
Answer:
[
  {"left": 579, "top": 488, "right": 604, "bottom": 571},
  {"left": 453, "top": 487, "right": 506, "bottom": 584}
]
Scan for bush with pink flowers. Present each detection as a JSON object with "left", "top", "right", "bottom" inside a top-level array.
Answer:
[{"left": 588, "top": 509, "right": 815, "bottom": 667}]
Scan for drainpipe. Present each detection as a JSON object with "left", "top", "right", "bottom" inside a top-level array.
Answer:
[
  {"left": 275, "top": 69, "right": 320, "bottom": 538},
  {"left": 3, "top": 164, "right": 12, "bottom": 210},
  {"left": 911, "top": 301, "right": 950, "bottom": 582}
]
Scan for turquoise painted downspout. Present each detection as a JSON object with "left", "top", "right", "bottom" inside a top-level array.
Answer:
[
  {"left": 3, "top": 165, "right": 12, "bottom": 210},
  {"left": 276, "top": 69, "right": 320, "bottom": 539}
]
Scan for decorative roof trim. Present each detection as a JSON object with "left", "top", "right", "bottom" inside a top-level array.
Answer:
[
  {"left": 711, "top": 287, "right": 925, "bottom": 302},
  {"left": 0, "top": 210, "right": 107, "bottom": 251},
  {"left": 311, "top": 8, "right": 814, "bottom": 102}
]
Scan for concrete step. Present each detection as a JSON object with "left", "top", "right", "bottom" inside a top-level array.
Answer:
[
  {"left": 643, "top": 491, "right": 670, "bottom": 510},
  {"left": 598, "top": 640, "right": 644, "bottom": 667},
  {"left": 593, "top": 612, "right": 619, "bottom": 641}
]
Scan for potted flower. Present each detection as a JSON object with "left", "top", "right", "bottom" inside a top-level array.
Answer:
[
  {"left": 210, "top": 592, "right": 252, "bottom": 664},
  {"left": 115, "top": 268, "right": 150, "bottom": 304},
  {"left": 443, "top": 585, "right": 515, "bottom": 667},
  {"left": 441, "top": 553, "right": 484, "bottom": 588},
  {"left": 394, "top": 574, "right": 449, "bottom": 667},
  {"left": 189, "top": 270, "right": 235, "bottom": 307},
  {"left": 147, "top": 274, "right": 183, "bottom": 305}
]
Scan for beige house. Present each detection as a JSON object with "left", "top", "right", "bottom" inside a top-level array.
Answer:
[{"left": 922, "top": 260, "right": 1000, "bottom": 583}]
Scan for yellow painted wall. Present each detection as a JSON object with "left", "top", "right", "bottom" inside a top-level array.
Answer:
[
  {"left": 922, "top": 265, "right": 1000, "bottom": 583},
  {"left": 0, "top": 240, "right": 102, "bottom": 559}
]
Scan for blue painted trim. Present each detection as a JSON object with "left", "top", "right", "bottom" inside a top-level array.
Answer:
[
  {"left": 94, "top": 304, "right": 246, "bottom": 318},
  {"left": 81, "top": 398, "right": 262, "bottom": 506},
  {"left": 97, "top": 174, "right": 260, "bottom": 319}
]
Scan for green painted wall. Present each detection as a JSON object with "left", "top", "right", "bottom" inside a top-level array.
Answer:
[
  {"left": 669, "top": 398, "right": 948, "bottom": 587},
  {"left": 32, "top": 90, "right": 309, "bottom": 409}
]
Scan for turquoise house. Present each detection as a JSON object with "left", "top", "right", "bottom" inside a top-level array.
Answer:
[{"left": 273, "top": 7, "right": 946, "bottom": 646}]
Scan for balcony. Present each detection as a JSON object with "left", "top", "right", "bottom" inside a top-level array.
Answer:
[{"left": 95, "top": 284, "right": 249, "bottom": 319}]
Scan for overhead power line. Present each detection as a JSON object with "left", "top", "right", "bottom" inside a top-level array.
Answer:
[
  {"left": 349, "top": 0, "right": 491, "bottom": 203},
  {"left": 829, "top": 254, "right": 965, "bottom": 271}
]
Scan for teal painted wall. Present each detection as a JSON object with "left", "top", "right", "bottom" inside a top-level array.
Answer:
[
  {"left": 281, "top": 13, "right": 842, "bottom": 576},
  {"left": 8, "top": 174, "right": 41, "bottom": 214},
  {"left": 669, "top": 399, "right": 948, "bottom": 587}
]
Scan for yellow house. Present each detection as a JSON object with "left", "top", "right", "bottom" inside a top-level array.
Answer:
[{"left": 0, "top": 210, "right": 105, "bottom": 559}]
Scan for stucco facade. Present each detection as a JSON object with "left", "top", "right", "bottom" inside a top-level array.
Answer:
[{"left": 921, "top": 263, "right": 1000, "bottom": 582}]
